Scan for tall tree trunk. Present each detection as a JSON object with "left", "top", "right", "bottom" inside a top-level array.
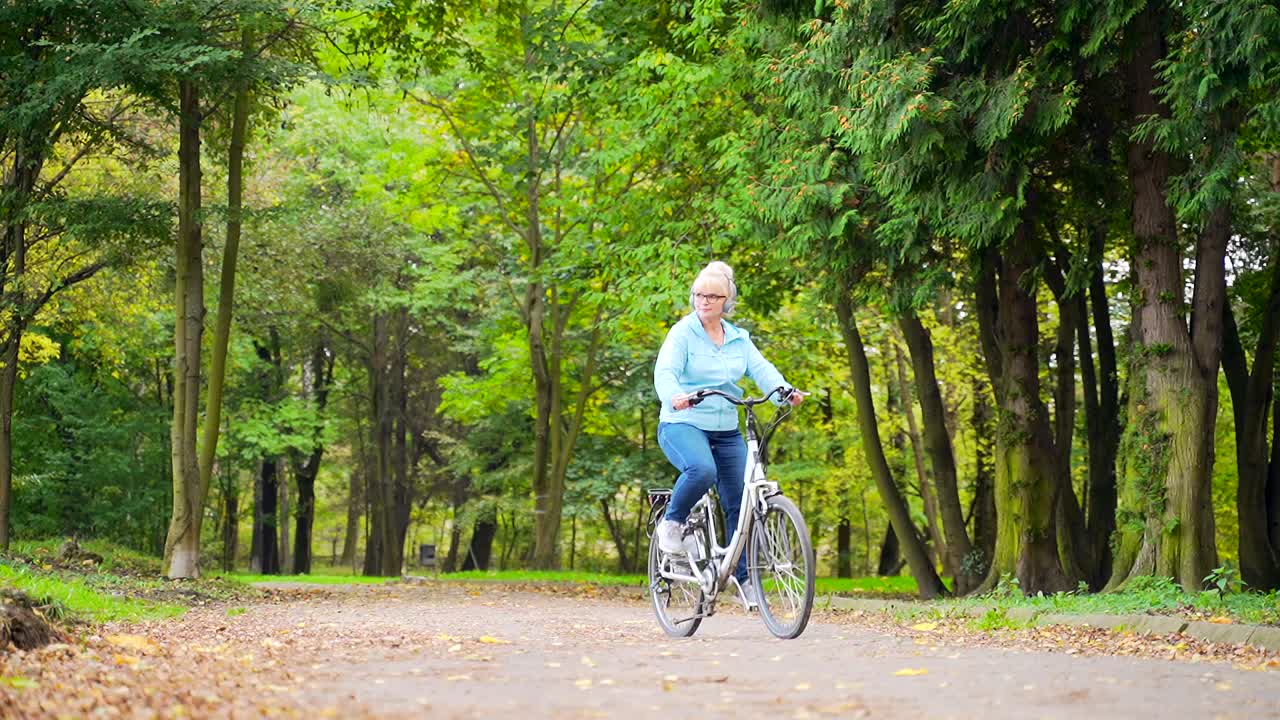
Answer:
[
  {"left": 443, "top": 490, "right": 464, "bottom": 573},
  {"left": 1269, "top": 392, "right": 1280, "bottom": 555},
  {"left": 970, "top": 379, "right": 998, "bottom": 576},
  {"left": 1044, "top": 258, "right": 1090, "bottom": 584},
  {"left": 461, "top": 513, "right": 496, "bottom": 571},
  {"left": 1267, "top": 154, "right": 1280, "bottom": 567},
  {"left": 600, "top": 497, "right": 632, "bottom": 572},
  {"left": 899, "top": 313, "right": 978, "bottom": 593},
  {"left": 834, "top": 290, "right": 947, "bottom": 598},
  {"left": 278, "top": 465, "right": 290, "bottom": 572},
  {"left": 250, "top": 457, "right": 280, "bottom": 574},
  {"left": 521, "top": 69, "right": 561, "bottom": 569},
  {"left": 362, "top": 460, "right": 383, "bottom": 576},
  {"left": 0, "top": 334, "right": 19, "bottom": 552},
  {"left": 220, "top": 471, "right": 238, "bottom": 572},
  {"left": 876, "top": 524, "right": 902, "bottom": 576},
  {"left": 164, "top": 79, "right": 205, "bottom": 578},
  {"left": 894, "top": 343, "right": 944, "bottom": 571},
  {"left": 198, "top": 31, "right": 251, "bottom": 546},
  {"left": 837, "top": 517, "right": 853, "bottom": 578},
  {"left": 386, "top": 311, "right": 411, "bottom": 576},
  {"left": 980, "top": 232, "right": 1071, "bottom": 595},
  {"left": 530, "top": 295, "right": 606, "bottom": 569},
  {"left": 249, "top": 331, "right": 284, "bottom": 575},
  {"left": 1110, "top": 4, "right": 1223, "bottom": 591},
  {"left": 1077, "top": 235, "right": 1119, "bottom": 588},
  {"left": 1224, "top": 255, "right": 1280, "bottom": 589},
  {"left": 1084, "top": 216, "right": 1120, "bottom": 590},
  {"left": 292, "top": 455, "right": 317, "bottom": 574},
  {"left": 340, "top": 468, "right": 361, "bottom": 567},
  {"left": 0, "top": 134, "right": 42, "bottom": 551},
  {"left": 292, "top": 338, "right": 333, "bottom": 575},
  {"left": 527, "top": 280, "right": 559, "bottom": 568},
  {"left": 363, "top": 312, "right": 400, "bottom": 576}
]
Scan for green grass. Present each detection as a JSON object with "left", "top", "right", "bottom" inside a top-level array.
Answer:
[
  {"left": 222, "top": 572, "right": 394, "bottom": 585},
  {"left": 882, "top": 576, "right": 1280, "bottom": 626},
  {"left": 10, "top": 538, "right": 162, "bottom": 576},
  {"left": 433, "top": 569, "right": 648, "bottom": 586},
  {"left": 0, "top": 563, "right": 184, "bottom": 624},
  {"left": 817, "top": 575, "right": 918, "bottom": 596}
]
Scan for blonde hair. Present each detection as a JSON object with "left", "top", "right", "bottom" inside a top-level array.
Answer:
[{"left": 690, "top": 261, "right": 737, "bottom": 315}]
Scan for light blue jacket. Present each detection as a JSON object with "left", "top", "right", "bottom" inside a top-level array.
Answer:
[{"left": 653, "top": 313, "right": 789, "bottom": 432}]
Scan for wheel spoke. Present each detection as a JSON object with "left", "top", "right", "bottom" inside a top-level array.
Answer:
[
  {"left": 750, "top": 497, "right": 815, "bottom": 639},
  {"left": 649, "top": 531, "right": 705, "bottom": 637}
]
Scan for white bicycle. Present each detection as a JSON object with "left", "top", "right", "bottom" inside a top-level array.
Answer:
[{"left": 646, "top": 386, "right": 816, "bottom": 639}]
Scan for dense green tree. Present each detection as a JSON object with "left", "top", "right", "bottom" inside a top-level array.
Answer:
[{"left": 0, "top": 0, "right": 179, "bottom": 550}]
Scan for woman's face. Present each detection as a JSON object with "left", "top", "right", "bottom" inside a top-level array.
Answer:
[{"left": 692, "top": 277, "right": 729, "bottom": 323}]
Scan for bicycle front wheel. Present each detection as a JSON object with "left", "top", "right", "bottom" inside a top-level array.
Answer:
[
  {"left": 748, "top": 494, "right": 815, "bottom": 639},
  {"left": 648, "top": 529, "right": 704, "bottom": 637}
]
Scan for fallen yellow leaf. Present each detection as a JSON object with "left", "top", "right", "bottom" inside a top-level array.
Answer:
[
  {"left": 105, "top": 634, "right": 159, "bottom": 654},
  {"left": 113, "top": 653, "right": 140, "bottom": 667},
  {"left": 574, "top": 678, "right": 592, "bottom": 689},
  {"left": 894, "top": 668, "right": 929, "bottom": 676},
  {"left": 1208, "top": 616, "right": 1234, "bottom": 625},
  {"left": 911, "top": 622, "right": 938, "bottom": 632},
  {"left": 478, "top": 636, "right": 510, "bottom": 644}
]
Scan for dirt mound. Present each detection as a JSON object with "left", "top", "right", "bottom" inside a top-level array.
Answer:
[
  {"left": 0, "top": 590, "right": 63, "bottom": 651},
  {"left": 56, "top": 538, "right": 104, "bottom": 568}
]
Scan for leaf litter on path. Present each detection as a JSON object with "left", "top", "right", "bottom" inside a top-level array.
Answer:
[
  {"left": 5, "top": 579, "right": 1279, "bottom": 719},
  {"left": 828, "top": 609, "right": 1280, "bottom": 672}
]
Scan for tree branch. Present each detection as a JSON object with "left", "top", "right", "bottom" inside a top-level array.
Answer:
[{"left": 403, "top": 89, "right": 525, "bottom": 241}]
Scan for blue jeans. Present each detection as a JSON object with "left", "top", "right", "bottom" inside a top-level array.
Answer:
[{"left": 657, "top": 422, "right": 749, "bottom": 581}]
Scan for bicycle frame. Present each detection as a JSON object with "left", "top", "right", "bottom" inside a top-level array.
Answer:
[{"left": 655, "top": 387, "right": 791, "bottom": 597}]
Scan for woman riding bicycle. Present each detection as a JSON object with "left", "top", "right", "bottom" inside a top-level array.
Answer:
[{"left": 652, "top": 260, "right": 805, "bottom": 608}]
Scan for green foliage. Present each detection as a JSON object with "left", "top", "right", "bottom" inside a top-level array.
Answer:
[
  {"left": 5, "top": 0, "right": 1273, "bottom": 596},
  {"left": 1204, "top": 562, "right": 1244, "bottom": 597},
  {"left": 973, "top": 607, "right": 1022, "bottom": 631},
  {"left": 13, "top": 345, "right": 170, "bottom": 552},
  {"left": 0, "top": 562, "right": 184, "bottom": 624},
  {"left": 892, "top": 573, "right": 1280, "bottom": 625}
]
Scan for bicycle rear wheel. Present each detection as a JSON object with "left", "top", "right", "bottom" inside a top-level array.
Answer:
[
  {"left": 748, "top": 494, "right": 815, "bottom": 639},
  {"left": 648, "top": 530, "right": 704, "bottom": 637}
]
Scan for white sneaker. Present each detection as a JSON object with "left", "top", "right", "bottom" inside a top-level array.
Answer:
[
  {"left": 657, "top": 520, "right": 699, "bottom": 556},
  {"left": 738, "top": 579, "right": 759, "bottom": 610}
]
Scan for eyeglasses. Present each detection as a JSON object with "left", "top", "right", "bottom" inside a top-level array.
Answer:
[{"left": 694, "top": 292, "right": 727, "bottom": 304}]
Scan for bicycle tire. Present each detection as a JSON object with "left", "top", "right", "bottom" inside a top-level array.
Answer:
[
  {"left": 748, "top": 494, "right": 815, "bottom": 639},
  {"left": 648, "top": 526, "right": 704, "bottom": 637}
]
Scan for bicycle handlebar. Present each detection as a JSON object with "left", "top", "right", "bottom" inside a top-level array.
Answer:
[{"left": 687, "top": 386, "right": 794, "bottom": 407}]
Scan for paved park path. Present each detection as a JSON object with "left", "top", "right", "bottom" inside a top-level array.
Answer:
[{"left": 3, "top": 582, "right": 1279, "bottom": 718}]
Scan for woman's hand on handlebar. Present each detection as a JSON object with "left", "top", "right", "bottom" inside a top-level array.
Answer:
[
  {"left": 784, "top": 388, "right": 809, "bottom": 407},
  {"left": 672, "top": 392, "right": 696, "bottom": 411}
]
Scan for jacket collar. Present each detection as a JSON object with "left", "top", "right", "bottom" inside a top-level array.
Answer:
[{"left": 686, "top": 313, "right": 743, "bottom": 343}]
